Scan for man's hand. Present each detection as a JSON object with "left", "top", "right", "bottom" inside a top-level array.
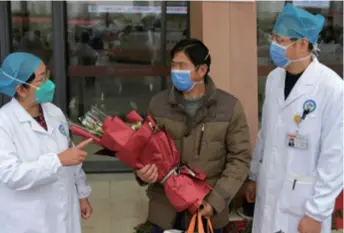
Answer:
[
  {"left": 245, "top": 180, "right": 256, "bottom": 203},
  {"left": 136, "top": 164, "right": 158, "bottom": 183},
  {"left": 298, "top": 215, "right": 321, "bottom": 233},
  {"left": 199, "top": 201, "right": 214, "bottom": 217},
  {"left": 80, "top": 198, "right": 93, "bottom": 220}
]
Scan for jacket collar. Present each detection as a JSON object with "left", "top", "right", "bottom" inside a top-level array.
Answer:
[
  {"left": 167, "top": 75, "right": 217, "bottom": 109},
  {"left": 9, "top": 98, "right": 55, "bottom": 135},
  {"left": 167, "top": 76, "right": 218, "bottom": 136}
]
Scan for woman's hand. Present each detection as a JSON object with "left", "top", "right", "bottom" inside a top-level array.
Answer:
[
  {"left": 80, "top": 198, "right": 93, "bottom": 220},
  {"left": 58, "top": 139, "right": 93, "bottom": 166}
]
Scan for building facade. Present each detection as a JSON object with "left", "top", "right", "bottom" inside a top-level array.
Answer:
[{"left": 0, "top": 1, "right": 342, "bottom": 173}]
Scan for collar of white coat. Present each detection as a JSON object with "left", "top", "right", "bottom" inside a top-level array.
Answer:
[
  {"left": 9, "top": 98, "right": 56, "bottom": 135},
  {"left": 278, "top": 55, "right": 320, "bottom": 88},
  {"left": 275, "top": 55, "right": 321, "bottom": 110},
  {"left": 9, "top": 98, "right": 54, "bottom": 122}
]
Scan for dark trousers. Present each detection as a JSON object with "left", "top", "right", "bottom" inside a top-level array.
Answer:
[{"left": 151, "top": 212, "right": 224, "bottom": 233}]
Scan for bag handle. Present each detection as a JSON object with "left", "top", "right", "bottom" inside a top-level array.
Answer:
[
  {"left": 186, "top": 213, "right": 214, "bottom": 233},
  {"left": 206, "top": 218, "right": 214, "bottom": 233},
  {"left": 187, "top": 212, "right": 204, "bottom": 233}
]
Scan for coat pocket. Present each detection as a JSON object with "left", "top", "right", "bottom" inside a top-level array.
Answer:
[{"left": 280, "top": 174, "right": 315, "bottom": 217}]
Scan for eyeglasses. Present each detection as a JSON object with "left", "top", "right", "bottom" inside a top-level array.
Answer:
[
  {"left": 43, "top": 70, "right": 51, "bottom": 82},
  {"left": 270, "top": 34, "right": 300, "bottom": 44},
  {"left": 38, "top": 70, "right": 51, "bottom": 83}
]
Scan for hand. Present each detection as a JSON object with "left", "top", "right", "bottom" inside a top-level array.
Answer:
[
  {"left": 298, "top": 215, "right": 321, "bottom": 233},
  {"left": 245, "top": 180, "right": 256, "bottom": 203},
  {"left": 199, "top": 201, "right": 214, "bottom": 217},
  {"left": 80, "top": 198, "right": 93, "bottom": 220},
  {"left": 58, "top": 138, "right": 93, "bottom": 166},
  {"left": 136, "top": 164, "right": 158, "bottom": 183}
]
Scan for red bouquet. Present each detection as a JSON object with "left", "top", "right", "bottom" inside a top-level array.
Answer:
[{"left": 70, "top": 107, "right": 212, "bottom": 214}]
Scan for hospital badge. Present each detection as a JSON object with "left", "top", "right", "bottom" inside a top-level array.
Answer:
[
  {"left": 58, "top": 124, "right": 67, "bottom": 137},
  {"left": 303, "top": 99, "right": 316, "bottom": 113}
]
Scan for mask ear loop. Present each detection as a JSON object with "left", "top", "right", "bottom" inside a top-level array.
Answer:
[
  {"left": 1, "top": 70, "right": 39, "bottom": 90},
  {"left": 204, "top": 53, "right": 209, "bottom": 61},
  {"left": 312, "top": 42, "right": 320, "bottom": 57}
]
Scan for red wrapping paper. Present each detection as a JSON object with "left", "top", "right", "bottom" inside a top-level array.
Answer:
[
  {"left": 164, "top": 168, "right": 211, "bottom": 213},
  {"left": 70, "top": 110, "right": 212, "bottom": 214},
  {"left": 333, "top": 190, "right": 343, "bottom": 229},
  {"left": 70, "top": 125, "right": 102, "bottom": 145}
]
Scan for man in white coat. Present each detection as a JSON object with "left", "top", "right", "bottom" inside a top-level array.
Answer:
[
  {"left": 245, "top": 3, "right": 343, "bottom": 233},
  {"left": 0, "top": 52, "right": 93, "bottom": 233}
]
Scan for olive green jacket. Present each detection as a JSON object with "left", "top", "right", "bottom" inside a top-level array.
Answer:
[{"left": 139, "top": 77, "right": 252, "bottom": 229}]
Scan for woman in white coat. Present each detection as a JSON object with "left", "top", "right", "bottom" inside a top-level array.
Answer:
[
  {"left": 0, "top": 52, "right": 93, "bottom": 233},
  {"left": 245, "top": 4, "right": 343, "bottom": 233}
]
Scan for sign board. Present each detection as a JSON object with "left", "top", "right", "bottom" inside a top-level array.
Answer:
[
  {"left": 88, "top": 5, "right": 188, "bottom": 15},
  {"left": 293, "top": 0, "right": 330, "bottom": 9}
]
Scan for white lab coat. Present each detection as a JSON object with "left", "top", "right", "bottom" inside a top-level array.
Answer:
[
  {"left": 0, "top": 98, "right": 91, "bottom": 233},
  {"left": 250, "top": 57, "right": 343, "bottom": 233}
]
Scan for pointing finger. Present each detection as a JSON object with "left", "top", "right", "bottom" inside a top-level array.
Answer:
[{"left": 76, "top": 138, "right": 93, "bottom": 149}]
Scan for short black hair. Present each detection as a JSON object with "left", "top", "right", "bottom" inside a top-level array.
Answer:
[
  {"left": 171, "top": 38, "right": 211, "bottom": 75},
  {"left": 14, "top": 73, "right": 35, "bottom": 99}
]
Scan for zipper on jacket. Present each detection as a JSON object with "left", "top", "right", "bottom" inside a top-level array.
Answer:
[{"left": 197, "top": 124, "right": 205, "bottom": 156}]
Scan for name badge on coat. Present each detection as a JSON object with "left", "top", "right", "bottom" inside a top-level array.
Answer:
[{"left": 287, "top": 133, "right": 308, "bottom": 149}]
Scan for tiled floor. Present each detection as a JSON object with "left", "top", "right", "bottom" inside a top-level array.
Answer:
[
  {"left": 83, "top": 174, "right": 343, "bottom": 233},
  {"left": 81, "top": 173, "right": 148, "bottom": 233}
]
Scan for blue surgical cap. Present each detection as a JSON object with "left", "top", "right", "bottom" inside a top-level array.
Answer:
[
  {"left": 273, "top": 3, "right": 325, "bottom": 44},
  {"left": 0, "top": 52, "right": 42, "bottom": 97}
]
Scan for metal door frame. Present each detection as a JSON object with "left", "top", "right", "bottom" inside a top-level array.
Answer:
[{"left": 0, "top": 1, "right": 13, "bottom": 106}]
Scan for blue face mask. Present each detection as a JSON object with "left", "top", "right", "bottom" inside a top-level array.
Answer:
[
  {"left": 35, "top": 80, "right": 55, "bottom": 104},
  {"left": 171, "top": 70, "right": 203, "bottom": 93},
  {"left": 270, "top": 41, "right": 312, "bottom": 68},
  {"left": 269, "top": 41, "right": 292, "bottom": 68}
]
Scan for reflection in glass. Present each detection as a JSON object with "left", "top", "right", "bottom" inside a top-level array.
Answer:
[
  {"left": 11, "top": 1, "right": 53, "bottom": 66},
  {"left": 66, "top": 1, "right": 188, "bottom": 163},
  {"left": 256, "top": 1, "right": 343, "bottom": 66},
  {"left": 166, "top": 1, "right": 189, "bottom": 64},
  {"left": 257, "top": 77, "right": 267, "bottom": 125},
  {"left": 67, "top": 1, "right": 164, "bottom": 123},
  {"left": 67, "top": 1, "right": 188, "bottom": 120}
]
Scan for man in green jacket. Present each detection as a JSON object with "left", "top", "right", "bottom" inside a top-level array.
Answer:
[{"left": 136, "top": 38, "right": 252, "bottom": 233}]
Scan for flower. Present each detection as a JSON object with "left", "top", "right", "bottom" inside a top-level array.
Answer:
[{"left": 71, "top": 106, "right": 143, "bottom": 140}]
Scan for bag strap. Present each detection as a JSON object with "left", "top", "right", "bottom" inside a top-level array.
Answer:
[
  {"left": 206, "top": 218, "right": 214, "bottom": 233},
  {"left": 186, "top": 214, "right": 214, "bottom": 233},
  {"left": 186, "top": 212, "right": 205, "bottom": 233}
]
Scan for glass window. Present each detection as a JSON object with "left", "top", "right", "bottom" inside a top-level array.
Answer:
[
  {"left": 66, "top": 1, "right": 189, "bottom": 168},
  {"left": 11, "top": 1, "right": 53, "bottom": 65},
  {"left": 257, "top": 1, "right": 343, "bottom": 124},
  {"left": 257, "top": 76, "right": 267, "bottom": 124},
  {"left": 257, "top": 1, "right": 285, "bottom": 66},
  {"left": 166, "top": 1, "right": 188, "bottom": 63},
  {"left": 257, "top": 1, "right": 343, "bottom": 67}
]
